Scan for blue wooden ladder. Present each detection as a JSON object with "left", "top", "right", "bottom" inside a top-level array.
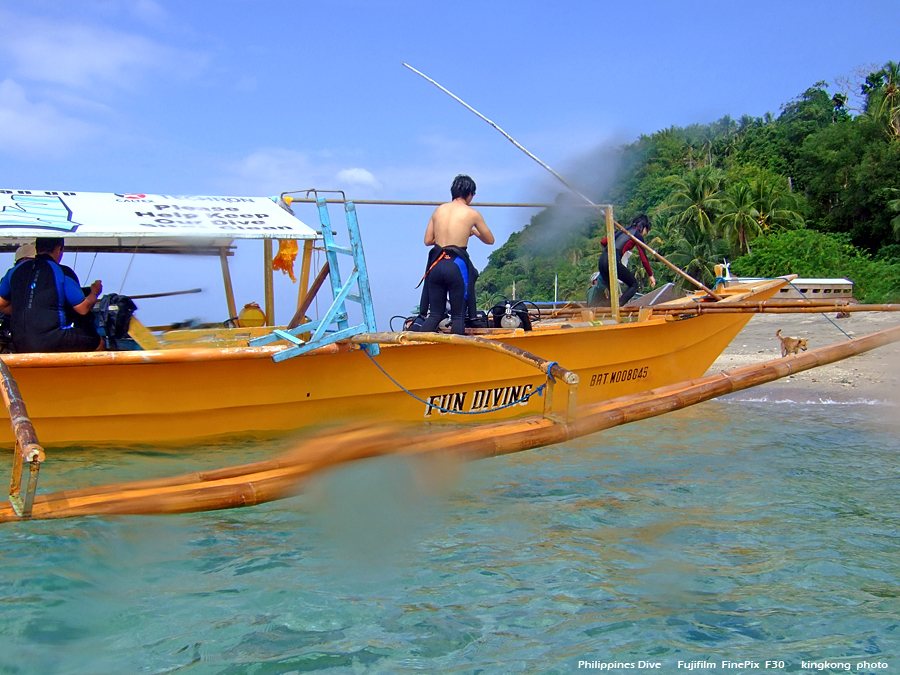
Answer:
[{"left": 249, "top": 195, "right": 379, "bottom": 361}]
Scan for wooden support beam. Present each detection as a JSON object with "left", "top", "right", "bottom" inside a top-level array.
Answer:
[
  {"left": 263, "top": 239, "right": 274, "bottom": 326},
  {"left": 287, "top": 262, "right": 330, "bottom": 330},
  {"left": 296, "top": 240, "right": 314, "bottom": 312},
  {"left": 219, "top": 248, "right": 237, "bottom": 320},
  {"left": 606, "top": 206, "right": 619, "bottom": 322}
]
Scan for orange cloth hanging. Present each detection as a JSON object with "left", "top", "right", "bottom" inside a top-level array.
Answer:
[{"left": 272, "top": 239, "right": 299, "bottom": 282}]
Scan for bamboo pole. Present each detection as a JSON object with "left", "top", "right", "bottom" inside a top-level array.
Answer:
[
  {"left": 547, "top": 303, "right": 900, "bottom": 317},
  {"left": 0, "top": 359, "right": 43, "bottom": 460},
  {"left": 402, "top": 63, "right": 722, "bottom": 302},
  {"left": 606, "top": 206, "right": 619, "bottom": 321},
  {"left": 4, "top": 325, "right": 899, "bottom": 522},
  {"left": 403, "top": 63, "right": 586, "bottom": 200},
  {"left": 263, "top": 239, "right": 274, "bottom": 326},
  {"left": 285, "top": 198, "right": 555, "bottom": 208},
  {"left": 295, "top": 240, "right": 314, "bottom": 311},
  {"left": 0, "top": 342, "right": 339, "bottom": 368},
  {"left": 219, "top": 247, "right": 237, "bottom": 320},
  {"left": 0, "top": 358, "right": 45, "bottom": 518},
  {"left": 129, "top": 288, "right": 203, "bottom": 301},
  {"left": 346, "top": 331, "right": 579, "bottom": 385},
  {"left": 287, "top": 262, "right": 330, "bottom": 330},
  {"left": 669, "top": 305, "right": 898, "bottom": 314}
]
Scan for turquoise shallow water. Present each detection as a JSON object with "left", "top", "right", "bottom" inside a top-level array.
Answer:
[{"left": 0, "top": 394, "right": 898, "bottom": 675}]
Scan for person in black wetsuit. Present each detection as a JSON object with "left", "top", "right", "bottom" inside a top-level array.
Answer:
[
  {"left": 0, "top": 237, "right": 105, "bottom": 352},
  {"left": 414, "top": 175, "right": 494, "bottom": 335},
  {"left": 598, "top": 214, "right": 656, "bottom": 306}
]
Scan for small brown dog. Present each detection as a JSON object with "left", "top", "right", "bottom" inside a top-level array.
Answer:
[{"left": 776, "top": 329, "right": 808, "bottom": 357}]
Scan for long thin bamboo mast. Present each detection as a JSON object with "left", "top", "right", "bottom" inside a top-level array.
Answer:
[
  {"left": 402, "top": 62, "right": 723, "bottom": 302},
  {"left": 402, "top": 63, "right": 592, "bottom": 206}
]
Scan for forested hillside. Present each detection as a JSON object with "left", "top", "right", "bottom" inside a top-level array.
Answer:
[{"left": 477, "top": 62, "right": 900, "bottom": 304}]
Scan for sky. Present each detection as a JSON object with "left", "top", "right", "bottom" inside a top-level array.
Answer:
[{"left": 0, "top": 0, "right": 898, "bottom": 329}]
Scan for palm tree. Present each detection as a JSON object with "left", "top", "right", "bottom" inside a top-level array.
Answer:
[
  {"left": 646, "top": 217, "right": 679, "bottom": 258},
  {"left": 750, "top": 172, "right": 804, "bottom": 231},
  {"left": 888, "top": 192, "right": 900, "bottom": 240},
  {"left": 667, "top": 222, "right": 731, "bottom": 289},
  {"left": 659, "top": 166, "right": 726, "bottom": 236},
  {"left": 719, "top": 181, "right": 762, "bottom": 255},
  {"left": 864, "top": 60, "right": 900, "bottom": 138}
]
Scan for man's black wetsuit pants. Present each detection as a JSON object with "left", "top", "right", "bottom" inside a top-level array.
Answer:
[{"left": 421, "top": 256, "right": 467, "bottom": 335}]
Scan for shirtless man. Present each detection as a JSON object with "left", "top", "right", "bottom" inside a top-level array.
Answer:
[
  {"left": 424, "top": 176, "right": 494, "bottom": 248},
  {"left": 417, "top": 175, "right": 494, "bottom": 335}
]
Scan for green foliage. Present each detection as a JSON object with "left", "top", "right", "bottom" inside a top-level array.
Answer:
[
  {"left": 730, "top": 229, "right": 857, "bottom": 277},
  {"left": 863, "top": 60, "right": 900, "bottom": 138},
  {"left": 731, "top": 230, "right": 900, "bottom": 303},
  {"left": 476, "top": 62, "right": 900, "bottom": 305}
]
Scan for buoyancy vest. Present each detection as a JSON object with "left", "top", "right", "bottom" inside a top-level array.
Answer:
[
  {"left": 614, "top": 225, "right": 642, "bottom": 257},
  {"left": 9, "top": 257, "right": 71, "bottom": 341}
]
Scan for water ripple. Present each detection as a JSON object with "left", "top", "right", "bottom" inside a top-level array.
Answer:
[{"left": 0, "top": 401, "right": 897, "bottom": 673}]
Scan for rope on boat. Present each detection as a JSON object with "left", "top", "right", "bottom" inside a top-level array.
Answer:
[
  {"left": 786, "top": 280, "right": 852, "bottom": 339},
  {"left": 688, "top": 277, "right": 854, "bottom": 340},
  {"left": 361, "top": 346, "right": 546, "bottom": 415},
  {"left": 544, "top": 361, "right": 558, "bottom": 382}
]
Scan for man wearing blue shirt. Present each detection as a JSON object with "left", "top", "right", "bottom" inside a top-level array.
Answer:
[{"left": 0, "top": 238, "right": 104, "bottom": 352}]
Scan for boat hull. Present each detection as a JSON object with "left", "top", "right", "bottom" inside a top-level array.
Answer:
[{"left": 0, "top": 283, "right": 782, "bottom": 447}]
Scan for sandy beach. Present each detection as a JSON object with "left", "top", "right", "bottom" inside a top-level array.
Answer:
[{"left": 710, "top": 310, "right": 900, "bottom": 403}]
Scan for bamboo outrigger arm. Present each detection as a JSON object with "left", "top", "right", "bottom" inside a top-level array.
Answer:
[
  {"left": 0, "top": 358, "right": 45, "bottom": 518},
  {"left": 598, "top": 303, "right": 898, "bottom": 316},
  {"left": 659, "top": 303, "right": 900, "bottom": 315},
  {"left": 346, "top": 331, "right": 579, "bottom": 385},
  {"left": 5, "top": 324, "right": 899, "bottom": 522},
  {"left": 348, "top": 331, "right": 579, "bottom": 421},
  {"left": 550, "top": 302, "right": 900, "bottom": 317}
]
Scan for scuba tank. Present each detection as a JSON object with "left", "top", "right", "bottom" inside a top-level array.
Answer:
[{"left": 489, "top": 299, "right": 533, "bottom": 331}]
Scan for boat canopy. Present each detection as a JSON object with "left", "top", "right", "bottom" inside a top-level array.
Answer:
[{"left": 0, "top": 189, "right": 318, "bottom": 254}]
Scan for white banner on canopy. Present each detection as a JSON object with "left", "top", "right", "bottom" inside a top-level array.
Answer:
[{"left": 0, "top": 189, "right": 318, "bottom": 240}]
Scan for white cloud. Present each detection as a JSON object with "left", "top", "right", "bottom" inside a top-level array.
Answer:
[
  {"left": 0, "top": 10, "right": 207, "bottom": 91},
  {"left": 216, "top": 140, "right": 539, "bottom": 206},
  {"left": 0, "top": 8, "right": 207, "bottom": 158},
  {"left": 219, "top": 149, "right": 388, "bottom": 198},
  {"left": 218, "top": 148, "right": 323, "bottom": 197},
  {"left": 0, "top": 79, "right": 98, "bottom": 157},
  {"left": 335, "top": 168, "right": 382, "bottom": 191}
]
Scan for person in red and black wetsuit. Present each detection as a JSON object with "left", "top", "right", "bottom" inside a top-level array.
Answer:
[
  {"left": 0, "top": 237, "right": 105, "bottom": 353},
  {"left": 598, "top": 214, "right": 656, "bottom": 305}
]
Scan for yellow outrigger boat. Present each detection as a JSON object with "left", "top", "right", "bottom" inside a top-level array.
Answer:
[
  {"left": 0, "top": 187, "right": 790, "bottom": 448},
  {"left": 2, "top": 187, "right": 899, "bottom": 522},
  {"left": 2, "top": 281, "right": 786, "bottom": 447}
]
